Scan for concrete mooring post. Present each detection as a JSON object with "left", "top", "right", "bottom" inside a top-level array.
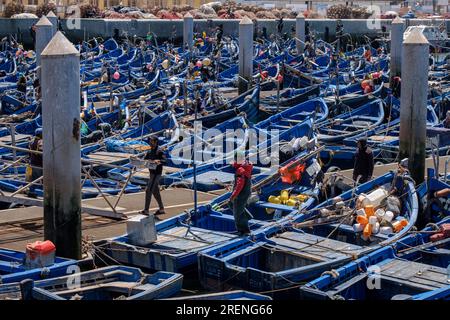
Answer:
[
  {"left": 46, "top": 10, "right": 58, "bottom": 36},
  {"left": 41, "top": 32, "right": 81, "bottom": 260},
  {"left": 238, "top": 16, "right": 253, "bottom": 95},
  {"left": 390, "top": 16, "right": 404, "bottom": 84},
  {"left": 399, "top": 28, "right": 429, "bottom": 184},
  {"left": 296, "top": 13, "right": 305, "bottom": 54},
  {"left": 35, "top": 16, "right": 54, "bottom": 69},
  {"left": 183, "top": 13, "right": 194, "bottom": 52}
]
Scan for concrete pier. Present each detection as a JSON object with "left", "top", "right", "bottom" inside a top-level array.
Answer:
[
  {"left": 399, "top": 28, "right": 429, "bottom": 184},
  {"left": 183, "top": 13, "right": 194, "bottom": 52},
  {"left": 390, "top": 17, "right": 404, "bottom": 84},
  {"left": 35, "top": 16, "right": 53, "bottom": 69},
  {"left": 296, "top": 13, "right": 305, "bottom": 54},
  {"left": 41, "top": 32, "right": 81, "bottom": 259},
  {"left": 46, "top": 11, "right": 58, "bottom": 36},
  {"left": 238, "top": 16, "right": 253, "bottom": 94}
]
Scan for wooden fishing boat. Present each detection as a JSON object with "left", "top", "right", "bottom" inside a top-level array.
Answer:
[
  {"left": 166, "top": 290, "right": 272, "bottom": 300},
  {"left": 317, "top": 99, "right": 385, "bottom": 143},
  {"left": 190, "top": 85, "right": 260, "bottom": 128},
  {"left": 299, "top": 215, "right": 450, "bottom": 300},
  {"left": 256, "top": 98, "right": 328, "bottom": 131},
  {"left": 0, "top": 248, "right": 78, "bottom": 284},
  {"left": 197, "top": 170, "right": 418, "bottom": 298},
  {"left": 94, "top": 136, "right": 323, "bottom": 273}
]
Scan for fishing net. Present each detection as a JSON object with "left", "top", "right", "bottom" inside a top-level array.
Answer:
[{"left": 105, "top": 139, "right": 150, "bottom": 154}]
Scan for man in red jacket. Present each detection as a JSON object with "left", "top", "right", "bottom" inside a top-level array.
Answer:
[{"left": 230, "top": 151, "right": 253, "bottom": 236}]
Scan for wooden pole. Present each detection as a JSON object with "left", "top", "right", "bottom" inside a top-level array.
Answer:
[
  {"left": 296, "top": 13, "right": 305, "bottom": 54},
  {"left": 41, "top": 32, "right": 81, "bottom": 260},
  {"left": 390, "top": 16, "right": 404, "bottom": 86},
  {"left": 238, "top": 16, "right": 253, "bottom": 94},
  {"left": 399, "top": 28, "right": 429, "bottom": 184},
  {"left": 183, "top": 12, "right": 194, "bottom": 52}
]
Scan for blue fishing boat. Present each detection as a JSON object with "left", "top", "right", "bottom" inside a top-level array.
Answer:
[
  {"left": 0, "top": 265, "right": 183, "bottom": 300},
  {"left": 299, "top": 216, "right": 450, "bottom": 300},
  {"left": 166, "top": 290, "right": 272, "bottom": 300},
  {"left": 317, "top": 99, "right": 385, "bottom": 143},
  {"left": 0, "top": 248, "right": 78, "bottom": 284},
  {"left": 256, "top": 98, "right": 328, "bottom": 131},
  {"left": 197, "top": 170, "right": 418, "bottom": 298}
]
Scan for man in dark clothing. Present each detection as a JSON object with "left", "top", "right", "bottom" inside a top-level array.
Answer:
[
  {"left": 391, "top": 76, "right": 401, "bottom": 98},
  {"left": 28, "top": 128, "right": 43, "bottom": 196},
  {"left": 277, "top": 17, "right": 284, "bottom": 35},
  {"left": 141, "top": 136, "right": 166, "bottom": 217},
  {"left": 230, "top": 151, "right": 253, "bottom": 236},
  {"left": 216, "top": 24, "right": 223, "bottom": 46},
  {"left": 444, "top": 110, "right": 450, "bottom": 129},
  {"left": 353, "top": 138, "right": 374, "bottom": 184},
  {"left": 17, "top": 75, "right": 27, "bottom": 96},
  {"left": 30, "top": 24, "right": 36, "bottom": 49}
]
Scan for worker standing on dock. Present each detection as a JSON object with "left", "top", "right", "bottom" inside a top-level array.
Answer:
[
  {"left": 141, "top": 136, "right": 166, "bottom": 217},
  {"left": 353, "top": 138, "right": 374, "bottom": 184},
  {"left": 230, "top": 150, "right": 253, "bottom": 236},
  {"left": 27, "top": 128, "right": 43, "bottom": 197}
]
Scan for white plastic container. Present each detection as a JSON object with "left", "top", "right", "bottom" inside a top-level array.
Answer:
[
  {"left": 359, "top": 188, "right": 389, "bottom": 208},
  {"left": 372, "top": 222, "right": 380, "bottom": 234},
  {"left": 384, "top": 211, "right": 394, "bottom": 222},
  {"left": 353, "top": 223, "right": 364, "bottom": 232},
  {"left": 335, "top": 201, "right": 345, "bottom": 209},
  {"left": 356, "top": 208, "right": 366, "bottom": 216},
  {"left": 375, "top": 208, "right": 385, "bottom": 221},
  {"left": 380, "top": 226, "right": 393, "bottom": 235},
  {"left": 368, "top": 216, "right": 378, "bottom": 225},
  {"left": 127, "top": 214, "right": 157, "bottom": 246}
]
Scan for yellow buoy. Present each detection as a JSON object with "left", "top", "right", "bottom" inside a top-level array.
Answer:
[
  {"left": 280, "top": 190, "right": 289, "bottom": 202},
  {"left": 268, "top": 195, "right": 281, "bottom": 204},
  {"left": 286, "top": 199, "right": 297, "bottom": 207}
]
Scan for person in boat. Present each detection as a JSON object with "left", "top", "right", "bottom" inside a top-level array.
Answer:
[
  {"left": 216, "top": 24, "right": 223, "bottom": 46},
  {"left": 230, "top": 150, "right": 253, "bottom": 236},
  {"left": 391, "top": 76, "right": 401, "bottom": 98},
  {"left": 444, "top": 110, "right": 450, "bottom": 129},
  {"left": 441, "top": 97, "right": 450, "bottom": 119},
  {"left": 141, "top": 136, "right": 166, "bottom": 217},
  {"left": 27, "top": 128, "right": 43, "bottom": 197},
  {"left": 277, "top": 17, "right": 284, "bottom": 35},
  {"left": 420, "top": 186, "right": 450, "bottom": 228},
  {"left": 33, "top": 77, "right": 41, "bottom": 101},
  {"left": 353, "top": 138, "right": 374, "bottom": 184}
]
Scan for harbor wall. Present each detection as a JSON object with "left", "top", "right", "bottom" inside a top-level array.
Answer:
[{"left": 0, "top": 18, "right": 446, "bottom": 47}]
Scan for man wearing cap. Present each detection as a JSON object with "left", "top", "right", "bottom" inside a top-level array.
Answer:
[
  {"left": 353, "top": 138, "right": 374, "bottom": 184},
  {"left": 28, "top": 128, "right": 43, "bottom": 197},
  {"left": 230, "top": 150, "right": 253, "bottom": 236}
]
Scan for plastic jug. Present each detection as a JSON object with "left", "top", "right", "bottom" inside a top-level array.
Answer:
[
  {"left": 364, "top": 205, "right": 375, "bottom": 217},
  {"left": 363, "top": 223, "right": 372, "bottom": 239},
  {"left": 353, "top": 223, "right": 364, "bottom": 232},
  {"left": 357, "top": 215, "right": 368, "bottom": 225},
  {"left": 375, "top": 209, "right": 385, "bottom": 221},
  {"left": 393, "top": 219, "right": 408, "bottom": 232},
  {"left": 380, "top": 226, "right": 393, "bottom": 235},
  {"left": 360, "top": 188, "right": 389, "bottom": 208},
  {"left": 384, "top": 211, "right": 394, "bottom": 222}
]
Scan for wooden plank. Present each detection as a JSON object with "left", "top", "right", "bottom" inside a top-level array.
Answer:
[{"left": 380, "top": 259, "right": 448, "bottom": 289}]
